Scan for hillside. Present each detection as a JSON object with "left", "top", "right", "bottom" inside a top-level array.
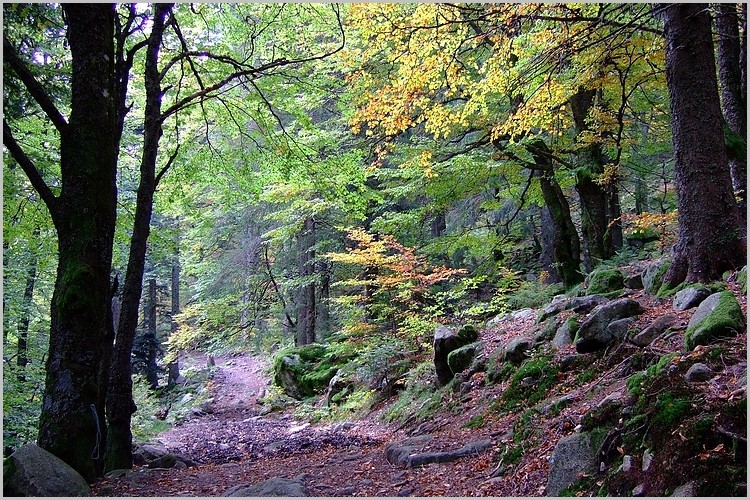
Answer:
[{"left": 91, "top": 262, "right": 747, "bottom": 497}]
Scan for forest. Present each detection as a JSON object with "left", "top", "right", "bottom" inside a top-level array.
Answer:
[{"left": 3, "top": 2, "right": 748, "bottom": 497}]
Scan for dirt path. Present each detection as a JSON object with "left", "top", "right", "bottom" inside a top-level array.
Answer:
[{"left": 92, "top": 352, "right": 498, "bottom": 497}]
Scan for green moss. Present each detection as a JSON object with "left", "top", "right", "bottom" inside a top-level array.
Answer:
[
  {"left": 585, "top": 268, "right": 625, "bottom": 295},
  {"left": 651, "top": 392, "right": 691, "bottom": 429},
  {"left": 645, "top": 260, "right": 671, "bottom": 295},
  {"left": 500, "top": 354, "right": 560, "bottom": 409},
  {"left": 684, "top": 291, "right": 745, "bottom": 350},
  {"left": 576, "top": 367, "right": 596, "bottom": 384},
  {"left": 462, "top": 414, "right": 486, "bottom": 429},
  {"left": 738, "top": 266, "right": 747, "bottom": 295}
]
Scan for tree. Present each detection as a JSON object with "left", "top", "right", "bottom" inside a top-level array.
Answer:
[
  {"left": 715, "top": 3, "right": 747, "bottom": 220},
  {"left": 3, "top": 4, "right": 117, "bottom": 480},
  {"left": 661, "top": 3, "right": 746, "bottom": 287}
]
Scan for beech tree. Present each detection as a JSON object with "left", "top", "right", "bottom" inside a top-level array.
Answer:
[{"left": 661, "top": 3, "right": 746, "bottom": 286}]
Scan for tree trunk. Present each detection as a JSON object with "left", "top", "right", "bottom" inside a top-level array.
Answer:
[
  {"left": 569, "top": 88, "right": 619, "bottom": 271},
  {"left": 167, "top": 243, "right": 181, "bottom": 388},
  {"left": 539, "top": 206, "right": 559, "bottom": 284},
  {"left": 715, "top": 3, "right": 747, "bottom": 222},
  {"left": 296, "top": 217, "right": 316, "bottom": 346},
  {"left": 316, "top": 260, "right": 331, "bottom": 340},
  {"left": 528, "top": 141, "right": 582, "bottom": 288},
  {"left": 105, "top": 3, "right": 172, "bottom": 472},
  {"left": 662, "top": 3, "right": 746, "bottom": 287},
  {"left": 16, "top": 228, "right": 40, "bottom": 382},
  {"left": 3, "top": 241, "right": 9, "bottom": 347},
  {"left": 35, "top": 4, "right": 117, "bottom": 481},
  {"left": 144, "top": 278, "right": 159, "bottom": 389}
]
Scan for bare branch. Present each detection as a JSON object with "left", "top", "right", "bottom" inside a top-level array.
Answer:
[
  {"left": 3, "top": 120, "right": 60, "bottom": 222},
  {"left": 155, "top": 144, "right": 181, "bottom": 187},
  {"left": 3, "top": 36, "right": 69, "bottom": 136}
]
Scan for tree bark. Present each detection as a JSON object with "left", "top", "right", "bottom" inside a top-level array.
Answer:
[
  {"left": 144, "top": 278, "right": 159, "bottom": 389},
  {"left": 105, "top": 3, "right": 172, "bottom": 472},
  {"left": 661, "top": 3, "right": 746, "bottom": 287},
  {"left": 528, "top": 141, "right": 582, "bottom": 288},
  {"left": 569, "top": 88, "right": 622, "bottom": 271},
  {"left": 715, "top": 3, "right": 747, "bottom": 221},
  {"left": 167, "top": 242, "right": 181, "bottom": 388},
  {"left": 16, "top": 229, "right": 40, "bottom": 382},
  {"left": 296, "top": 217, "right": 316, "bottom": 346},
  {"left": 33, "top": 4, "right": 118, "bottom": 481}
]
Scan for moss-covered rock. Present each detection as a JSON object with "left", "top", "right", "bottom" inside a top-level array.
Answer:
[
  {"left": 738, "top": 266, "right": 747, "bottom": 295},
  {"left": 583, "top": 268, "right": 625, "bottom": 296},
  {"left": 684, "top": 291, "right": 745, "bottom": 350},
  {"left": 447, "top": 342, "right": 480, "bottom": 375},
  {"left": 642, "top": 259, "right": 671, "bottom": 295},
  {"left": 272, "top": 343, "right": 350, "bottom": 400}
]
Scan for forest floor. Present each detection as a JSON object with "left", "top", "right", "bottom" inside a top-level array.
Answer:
[{"left": 91, "top": 281, "right": 747, "bottom": 497}]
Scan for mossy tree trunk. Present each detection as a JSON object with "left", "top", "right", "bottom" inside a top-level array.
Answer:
[
  {"left": 661, "top": 3, "right": 746, "bottom": 287},
  {"left": 2, "top": 4, "right": 118, "bottom": 481},
  {"left": 528, "top": 140, "right": 583, "bottom": 288},
  {"left": 569, "top": 88, "right": 622, "bottom": 271}
]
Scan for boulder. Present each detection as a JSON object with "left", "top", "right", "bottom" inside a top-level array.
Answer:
[
  {"left": 583, "top": 268, "right": 625, "bottom": 296},
  {"left": 146, "top": 452, "right": 196, "bottom": 469},
  {"left": 530, "top": 317, "right": 560, "bottom": 343},
  {"left": 434, "top": 325, "right": 478, "bottom": 386},
  {"left": 447, "top": 342, "right": 480, "bottom": 375},
  {"left": 504, "top": 337, "right": 533, "bottom": 364},
  {"left": 553, "top": 317, "right": 579, "bottom": 349},
  {"left": 607, "top": 317, "right": 635, "bottom": 340},
  {"left": 624, "top": 273, "right": 644, "bottom": 290},
  {"left": 546, "top": 432, "right": 599, "bottom": 496},
  {"left": 273, "top": 344, "right": 346, "bottom": 400},
  {"left": 538, "top": 296, "right": 572, "bottom": 323},
  {"left": 274, "top": 354, "right": 306, "bottom": 399},
  {"left": 575, "top": 298, "right": 645, "bottom": 353},
  {"left": 632, "top": 314, "right": 678, "bottom": 347},
  {"left": 642, "top": 259, "right": 670, "bottom": 295},
  {"left": 570, "top": 294, "right": 609, "bottom": 314},
  {"left": 3, "top": 443, "right": 91, "bottom": 497},
  {"left": 684, "top": 291, "right": 745, "bottom": 350},
  {"left": 405, "top": 440, "right": 492, "bottom": 468},
  {"left": 326, "top": 370, "right": 353, "bottom": 406},
  {"left": 224, "top": 476, "right": 309, "bottom": 497},
  {"left": 673, "top": 286, "right": 712, "bottom": 311}
]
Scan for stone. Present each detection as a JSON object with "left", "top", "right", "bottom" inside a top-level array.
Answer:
[
  {"left": 685, "top": 363, "right": 713, "bottom": 382},
  {"left": 223, "top": 476, "right": 309, "bottom": 497},
  {"left": 538, "top": 296, "right": 572, "bottom": 323},
  {"left": 622, "top": 455, "right": 633, "bottom": 473},
  {"left": 546, "top": 432, "right": 598, "bottom": 496},
  {"left": 575, "top": 298, "right": 645, "bottom": 353},
  {"left": 147, "top": 452, "right": 196, "bottom": 469},
  {"left": 434, "top": 325, "right": 478, "bottom": 386},
  {"left": 570, "top": 294, "right": 610, "bottom": 314},
  {"left": 642, "top": 259, "right": 670, "bottom": 295},
  {"left": 140, "top": 443, "right": 169, "bottom": 460},
  {"left": 385, "top": 435, "right": 433, "bottom": 467},
  {"left": 671, "top": 481, "right": 697, "bottom": 496},
  {"left": 633, "top": 483, "right": 647, "bottom": 496},
  {"left": 632, "top": 314, "right": 679, "bottom": 347},
  {"left": 624, "top": 273, "right": 644, "bottom": 290},
  {"left": 607, "top": 317, "right": 635, "bottom": 340},
  {"left": 504, "top": 337, "right": 533, "bottom": 363},
  {"left": 584, "top": 268, "right": 625, "bottom": 296},
  {"left": 530, "top": 318, "right": 560, "bottom": 343},
  {"left": 673, "top": 286, "right": 712, "bottom": 311},
  {"left": 552, "top": 317, "right": 578, "bottom": 349},
  {"left": 3, "top": 443, "right": 91, "bottom": 497},
  {"left": 447, "top": 342, "right": 480, "bottom": 375},
  {"left": 326, "top": 370, "right": 352, "bottom": 406},
  {"left": 641, "top": 448, "right": 653, "bottom": 472},
  {"left": 684, "top": 291, "right": 745, "bottom": 350}
]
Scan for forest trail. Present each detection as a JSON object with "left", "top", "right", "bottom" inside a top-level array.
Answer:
[{"left": 93, "top": 352, "right": 501, "bottom": 496}]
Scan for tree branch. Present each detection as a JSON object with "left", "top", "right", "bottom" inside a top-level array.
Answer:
[
  {"left": 3, "top": 36, "right": 69, "bottom": 136},
  {"left": 3, "top": 120, "right": 60, "bottom": 222},
  {"left": 155, "top": 144, "right": 180, "bottom": 187}
]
